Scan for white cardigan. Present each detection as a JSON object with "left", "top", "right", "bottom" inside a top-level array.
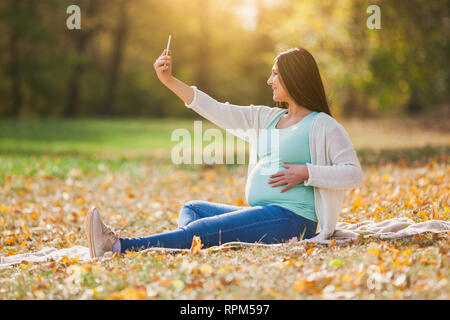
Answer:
[{"left": 184, "top": 86, "right": 363, "bottom": 241}]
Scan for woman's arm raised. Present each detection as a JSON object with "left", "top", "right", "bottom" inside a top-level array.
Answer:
[
  {"left": 153, "top": 48, "right": 274, "bottom": 139},
  {"left": 166, "top": 76, "right": 195, "bottom": 106},
  {"left": 153, "top": 49, "right": 194, "bottom": 105}
]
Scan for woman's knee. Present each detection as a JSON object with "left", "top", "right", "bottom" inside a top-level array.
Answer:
[
  {"left": 181, "top": 200, "right": 212, "bottom": 214},
  {"left": 178, "top": 200, "right": 208, "bottom": 227},
  {"left": 183, "top": 200, "right": 208, "bottom": 209}
]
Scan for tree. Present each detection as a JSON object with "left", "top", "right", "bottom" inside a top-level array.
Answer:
[
  {"left": 103, "top": 0, "right": 130, "bottom": 115},
  {"left": 5, "top": 0, "right": 23, "bottom": 116},
  {"left": 195, "top": 0, "right": 212, "bottom": 93},
  {"left": 64, "top": 0, "right": 104, "bottom": 117}
]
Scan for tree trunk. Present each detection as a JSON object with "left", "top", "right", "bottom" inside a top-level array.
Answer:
[
  {"left": 8, "top": 0, "right": 22, "bottom": 116},
  {"left": 28, "top": 0, "right": 42, "bottom": 114},
  {"left": 342, "top": 91, "right": 357, "bottom": 118},
  {"left": 406, "top": 90, "right": 423, "bottom": 114},
  {"left": 64, "top": 33, "right": 88, "bottom": 117},
  {"left": 64, "top": 0, "right": 102, "bottom": 117},
  {"left": 103, "top": 0, "right": 129, "bottom": 115},
  {"left": 195, "top": 0, "right": 211, "bottom": 92},
  {"left": 254, "top": 0, "right": 275, "bottom": 104}
]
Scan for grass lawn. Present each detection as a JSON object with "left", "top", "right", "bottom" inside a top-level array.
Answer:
[{"left": 0, "top": 116, "right": 448, "bottom": 299}]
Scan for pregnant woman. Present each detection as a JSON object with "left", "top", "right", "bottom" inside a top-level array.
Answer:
[{"left": 84, "top": 47, "right": 363, "bottom": 258}]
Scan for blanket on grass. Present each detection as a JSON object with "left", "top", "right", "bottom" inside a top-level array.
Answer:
[{"left": 1, "top": 218, "right": 449, "bottom": 268}]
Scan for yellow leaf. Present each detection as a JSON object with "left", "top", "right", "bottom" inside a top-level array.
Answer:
[
  {"left": 190, "top": 235, "right": 203, "bottom": 254},
  {"left": 199, "top": 264, "right": 213, "bottom": 274},
  {"left": 329, "top": 239, "right": 337, "bottom": 248},
  {"left": 293, "top": 279, "right": 313, "bottom": 292},
  {"left": 366, "top": 247, "right": 379, "bottom": 256},
  {"left": 75, "top": 197, "right": 86, "bottom": 205},
  {"left": 19, "top": 261, "right": 33, "bottom": 270},
  {"left": 5, "top": 236, "right": 17, "bottom": 245},
  {"left": 172, "top": 280, "right": 185, "bottom": 289},
  {"left": 34, "top": 290, "right": 45, "bottom": 299},
  {"left": 158, "top": 279, "right": 172, "bottom": 287},
  {"left": 7, "top": 250, "right": 19, "bottom": 256},
  {"left": 108, "top": 287, "right": 147, "bottom": 300},
  {"left": 366, "top": 242, "right": 380, "bottom": 257}
]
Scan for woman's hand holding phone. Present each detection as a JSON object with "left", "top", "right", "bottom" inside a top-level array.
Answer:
[
  {"left": 153, "top": 35, "right": 195, "bottom": 105},
  {"left": 153, "top": 48, "right": 172, "bottom": 85}
]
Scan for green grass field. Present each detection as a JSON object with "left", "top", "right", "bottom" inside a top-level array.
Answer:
[
  {"left": 0, "top": 117, "right": 449, "bottom": 299},
  {"left": 1, "top": 117, "right": 448, "bottom": 180}
]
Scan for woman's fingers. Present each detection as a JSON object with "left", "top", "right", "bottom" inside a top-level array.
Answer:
[
  {"left": 268, "top": 177, "right": 283, "bottom": 184},
  {"left": 153, "top": 49, "right": 173, "bottom": 82},
  {"left": 269, "top": 171, "right": 284, "bottom": 178},
  {"left": 157, "top": 57, "right": 171, "bottom": 64},
  {"left": 280, "top": 184, "right": 294, "bottom": 193},
  {"left": 154, "top": 52, "right": 171, "bottom": 67},
  {"left": 155, "top": 59, "right": 171, "bottom": 70},
  {"left": 270, "top": 180, "right": 287, "bottom": 187},
  {"left": 156, "top": 59, "right": 170, "bottom": 67}
]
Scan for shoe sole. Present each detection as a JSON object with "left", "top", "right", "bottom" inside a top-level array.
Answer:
[{"left": 85, "top": 208, "right": 96, "bottom": 258}]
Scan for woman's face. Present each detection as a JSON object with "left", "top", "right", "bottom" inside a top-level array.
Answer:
[{"left": 267, "top": 61, "right": 289, "bottom": 102}]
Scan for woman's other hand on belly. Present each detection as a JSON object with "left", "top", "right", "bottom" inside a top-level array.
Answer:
[{"left": 268, "top": 163, "right": 309, "bottom": 193}]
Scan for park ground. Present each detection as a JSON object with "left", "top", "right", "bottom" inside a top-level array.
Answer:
[{"left": 0, "top": 116, "right": 448, "bottom": 299}]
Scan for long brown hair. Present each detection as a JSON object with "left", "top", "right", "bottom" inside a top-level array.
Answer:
[{"left": 275, "top": 48, "right": 332, "bottom": 116}]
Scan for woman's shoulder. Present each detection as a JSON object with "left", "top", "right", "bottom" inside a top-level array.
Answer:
[
  {"left": 253, "top": 105, "right": 287, "bottom": 128},
  {"left": 314, "top": 112, "right": 344, "bottom": 129}
]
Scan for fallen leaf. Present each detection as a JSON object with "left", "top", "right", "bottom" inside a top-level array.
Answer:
[
  {"left": 329, "top": 239, "right": 337, "bottom": 248},
  {"left": 190, "top": 235, "right": 204, "bottom": 254}
]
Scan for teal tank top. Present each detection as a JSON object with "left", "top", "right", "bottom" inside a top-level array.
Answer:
[{"left": 246, "top": 110, "right": 317, "bottom": 222}]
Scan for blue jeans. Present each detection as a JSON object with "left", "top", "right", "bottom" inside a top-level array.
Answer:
[{"left": 119, "top": 200, "right": 317, "bottom": 253}]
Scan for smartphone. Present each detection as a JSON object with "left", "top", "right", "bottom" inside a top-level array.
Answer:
[
  {"left": 164, "top": 35, "right": 171, "bottom": 68},
  {"left": 166, "top": 34, "right": 172, "bottom": 55}
]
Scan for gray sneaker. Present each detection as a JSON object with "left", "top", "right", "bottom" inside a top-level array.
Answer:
[{"left": 85, "top": 207, "right": 120, "bottom": 258}]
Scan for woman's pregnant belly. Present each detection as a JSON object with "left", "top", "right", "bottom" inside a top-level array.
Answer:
[{"left": 245, "top": 159, "right": 315, "bottom": 213}]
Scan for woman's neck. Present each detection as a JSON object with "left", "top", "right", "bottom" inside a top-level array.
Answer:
[{"left": 285, "top": 100, "right": 311, "bottom": 118}]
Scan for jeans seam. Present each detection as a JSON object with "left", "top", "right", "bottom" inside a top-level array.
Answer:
[
  {"left": 276, "top": 206, "right": 317, "bottom": 231},
  {"left": 188, "top": 204, "right": 300, "bottom": 238},
  {"left": 199, "top": 216, "right": 292, "bottom": 238},
  {"left": 189, "top": 203, "right": 241, "bottom": 217},
  {"left": 189, "top": 204, "right": 218, "bottom": 217}
]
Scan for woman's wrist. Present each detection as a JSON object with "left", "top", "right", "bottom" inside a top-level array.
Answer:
[
  {"left": 163, "top": 76, "right": 195, "bottom": 106},
  {"left": 162, "top": 75, "right": 175, "bottom": 88},
  {"left": 301, "top": 164, "right": 309, "bottom": 181}
]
